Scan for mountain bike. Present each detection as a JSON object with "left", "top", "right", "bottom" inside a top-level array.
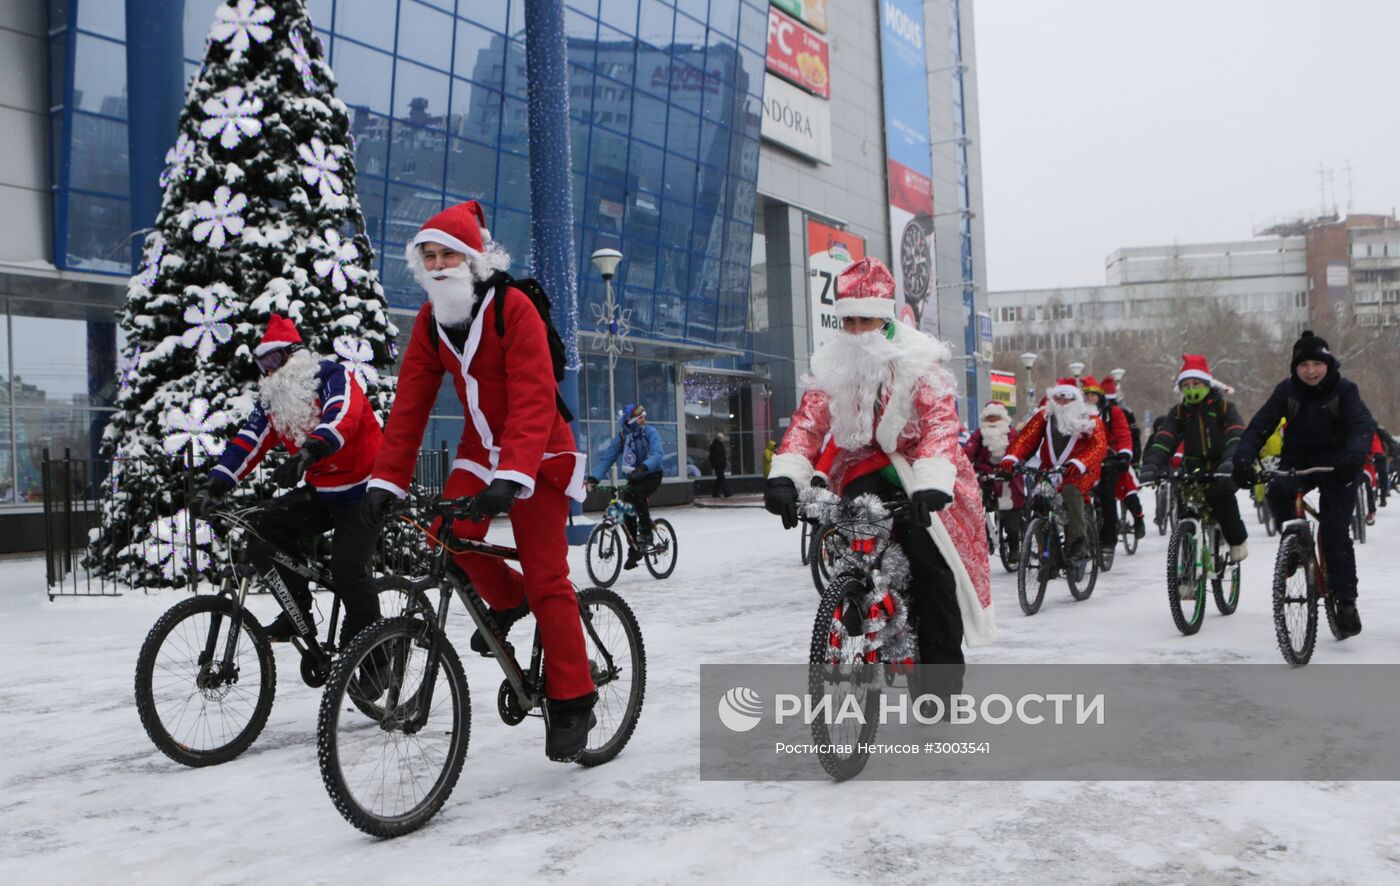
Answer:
[
  {"left": 799, "top": 488, "right": 918, "bottom": 781},
  {"left": 317, "top": 494, "right": 646, "bottom": 837},
  {"left": 1089, "top": 493, "right": 1113, "bottom": 573},
  {"left": 1266, "top": 466, "right": 1349, "bottom": 666},
  {"left": 1016, "top": 467, "right": 1098, "bottom": 616},
  {"left": 1163, "top": 470, "right": 1241, "bottom": 636},
  {"left": 1253, "top": 457, "right": 1278, "bottom": 537},
  {"left": 134, "top": 500, "right": 431, "bottom": 768},
  {"left": 978, "top": 474, "right": 1018, "bottom": 573},
  {"left": 584, "top": 483, "right": 677, "bottom": 587},
  {"left": 1350, "top": 480, "right": 1368, "bottom": 545},
  {"left": 1153, "top": 478, "right": 1178, "bottom": 536},
  {"left": 1117, "top": 499, "right": 1140, "bottom": 556},
  {"left": 1376, "top": 454, "right": 1391, "bottom": 509},
  {"left": 799, "top": 515, "right": 816, "bottom": 565}
]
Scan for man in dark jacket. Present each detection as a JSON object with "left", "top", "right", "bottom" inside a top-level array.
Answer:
[
  {"left": 1232, "top": 330, "right": 1376, "bottom": 637},
  {"left": 709, "top": 433, "right": 730, "bottom": 498},
  {"left": 1139, "top": 355, "right": 1249, "bottom": 562}
]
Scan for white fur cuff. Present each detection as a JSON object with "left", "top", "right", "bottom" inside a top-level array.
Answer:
[
  {"left": 769, "top": 452, "right": 814, "bottom": 487},
  {"left": 1068, "top": 458, "right": 1086, "bottom": 473},
  {"left": 908, "top": 457, "right": 957, "bottom": 496}
]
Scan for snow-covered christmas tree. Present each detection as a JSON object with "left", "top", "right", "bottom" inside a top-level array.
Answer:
[{"left": 91, "top": 0, "right": 396, "bottom": 585}]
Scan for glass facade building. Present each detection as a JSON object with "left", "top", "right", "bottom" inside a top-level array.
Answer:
[{"left": 30, "top": 0, "right": 768, "bottom": 506}]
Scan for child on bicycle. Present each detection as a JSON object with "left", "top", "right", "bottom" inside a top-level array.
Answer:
[
  {"left": 1099, "top": 374, "right": 1147, "bottom": 539},
  {"left": 997, "top": 378, "right": 1108, "bottom": 578},
  {"left": 194, "top": 314, "right": 383, "bottom": 646},
  {"left": 763, "top": 257, "right": 995, "bottom": 701},
  {"left": 1138, "top": 355, "right": 1249, "bottom": 563},
  {"left": 1081, "top": 376, "right": 1137, "bottom": 548},
  {"left": 1232, "top": 331, "right": 1376, "bottom": 637},
  {"left": 585, "top": 402, "right": 665, "bottom": 570}
]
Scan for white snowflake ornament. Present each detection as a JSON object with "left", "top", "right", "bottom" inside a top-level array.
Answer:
[
  {"left": 164, "top": 397, "right": 232, "bottom": 458},
  {"left": 209, "top": 0, "right": 275, "bottom": 59},
  {"left": 297, "top": 138, "right": 344, "bottom": 202},
  {"left": 180, "top": 288, "right": 235, "bottom": 359},
  {"left": 200, "top": 86, "right": 264, "bottom": 149},
  {"left": 312, "top": 230, "right": 362, "bottom": 292},
  {"left": 145, "top": 509, "right": 213, "bottom": 580},
  {"left": 290, "top": 29, "right": 317, "bottom": 91},
  {"left": 192, "top": 185, "right": 247, "bottom": 249},
  {"left": 334, "top": 335, "right": 379, "bottom": 390},
  {"left": 160, "top": 133, "right": 195, "bottom": 187}
]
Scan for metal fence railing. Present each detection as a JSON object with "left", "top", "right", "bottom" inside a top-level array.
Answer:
[{"left": 43, "top": 445, "right": 452, "bottom": 599}]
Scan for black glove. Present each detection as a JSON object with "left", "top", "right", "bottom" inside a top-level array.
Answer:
[
  {"left": 272, "top": 437, "right": 330, "bottom": 488},
  {"left": 467, "top": 478, "right": 522, "bottom": 523},
  {"left": 810, "top": 475, "right": 828, "bottom": 489},
  {"left": 764, "top": 477, "right": 799, "bottom": 529},
  {"left": 190, "top": 477, "right": 232, "bottom": 520},
  {"left": 909, "top": 489, "right": 952, "bottom": 527},
  {"left": 626, "top": 468, "right": 653, "bottom": 483},
  {"left": 360, "top": 486, "right": 398, "bottom": 529},
  {"left": 1333, "top": 456, "right": 1363, "bottom": 482},
  {"left": 1230, "top": 461, "right": 1257, "bottom": 490},
  {"left": 584, "top": 475, "right": 600, "bottom": 492},
  {"left": 1138, "top": 465, "right": 1163, "bottom": 485}
]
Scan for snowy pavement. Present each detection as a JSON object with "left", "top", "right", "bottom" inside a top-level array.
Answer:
[{"left": 4, "top": 492, "right": 1399, "bottom": 884}]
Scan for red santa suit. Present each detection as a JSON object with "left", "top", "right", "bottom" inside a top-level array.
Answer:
[
  {"left": 1001, "top": 379, "right": 1108, "bottom": 499},
  {"left": 770, "top": 262, "right": 995, "bottom": 647},
  {"left": 963, "top": 400, "right": 1024, "bottom": 509},
  {"left": 369, "top": 201, "right": 591, "bottom": 701}
]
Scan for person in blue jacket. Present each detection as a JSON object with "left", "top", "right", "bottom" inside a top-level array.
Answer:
[
  {"left": 586, "top": 402, "right": 664, "bottom": 569},
  {"left": 1232, "top": 330, "right": 1376, "bottom": 638}
]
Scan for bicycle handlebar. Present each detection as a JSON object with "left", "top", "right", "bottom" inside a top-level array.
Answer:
[{"left": 1260, "top": 465, "right": 1335, "bottom": 480}]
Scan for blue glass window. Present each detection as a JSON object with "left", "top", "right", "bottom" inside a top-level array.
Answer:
[
  {"left": 638, "top": 0, "right": 674, "bottom": 48},
  {"left": 397, "top": 1, "right": 454, "bottom": 65},
  {"left": 599, "top": 0, "right": 640, "bottom": 31},
  {"left": 68, "top": 113, "right": 129, "bottom": 197},
  {"left": 737, "top": 0, "right": 767, "bottom": 51},
  {"left": 462, "top": 2, "right": 507, "bottom": 33},
  {"left": 394, "top": 59, "right": 451, "bottom": 124},
  {"left": 357, "top": 174, "right": 388, "bottom": 243},
  {"left": 666, "top": 107, "right": 701, "bottom": 158},
  {"left": 455, "top": 19, "right": 507, "bottom": 83},
  {"left": 500, "top": 96, "right": 530, "bottom": 150},
  {"left": 709, "top": 0, "right": 740, "bottom": 34},
  {"left": 71, "top": 33, "right": 128, "bottom": 116},
  {"left": 450, "top": 79, "right": 503, "bottom": 145},
  {"left": 348, "top": 109, "right": 390, "bottom": 178},
  {"left": 305, "top": 0, "right": 334, "bottom": 29},
  {"left": 389, "top": 121, "right": 448, "bottom": 188},
  {"left": 63, "top": 192, "right": 130, "bottom": 272},
  {"left": 491, "top": 206, "right": 532, "bottom": 265},
  {"left": 630, "top": 92, "right": 668, "bottom": 145},
  {"left": 336, "top": 0, "right": 398, "bottom": 49},
  {"left": 674, "top": 11, "right": 705, "bottom": 48},
  {"left": 334, "top": 41, "right": 394, "bottom": 115},
  {"left": 496, "top": 150, "right": 530, "bottom": 202},
  {"left": 77, "top": 0, "right": 125, "bottom": 39},
  {"left": 384, "top": 184, "right": 443, "bottom": 255},
  {"left": 565, "top": 8, "right": 599, "bottom": 71},
  {"left": 446, "top": 138, "right": 498, "bottom": 203}
]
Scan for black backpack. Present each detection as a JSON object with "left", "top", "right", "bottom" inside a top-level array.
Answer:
[{"left": 428, "top": 270, "right": 574, "bottom": 422}]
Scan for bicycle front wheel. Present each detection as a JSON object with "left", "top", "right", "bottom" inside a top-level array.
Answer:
[
  {"left": 1166, "top": 525, "right": 1205, "bottom": 635},
  {"left": 586, "top": 523, "right": 623, "bottom": 588},
  {"left": 799, "top": 519, "right": 814, "bottom": 565},
  {"left": 575, "top": 587, "right": 647, "bottom": 766},
  {"left": 808, "top": 572, "right": 881, "bottom": 780},
  {"left": 810, "top": 524, "right": 839, "bottom": 595},
  {"left": 997, "top": 515, "right": 1018, "bottom": 573},
  {"left": 1017, "top": 517, "right": 1049, "bottom": 616},
  {"left": 135, "top": 594, "right": 276, "bottom": 767},
  {"left": 1272, "top": 533, "right": 1317, "bottom": 666},
  {"left": 318, "top": 617, "right": 470, "bottom": 838},
  {"left": 1120, "top": 503, "right": 1139, "bottom": 555},
  {"left": 643, "top": 519, "right": 678, "bottom": 580},
  {"left": 1351, "top": 485, "right": 1367, "bottom": 545},
  {"left": 1069, "top": 529, "right": 1099, "bottom": 601}
]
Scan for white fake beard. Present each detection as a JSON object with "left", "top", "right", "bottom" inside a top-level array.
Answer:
[
  {"left": 807, "top": 331, "right": 899, "bottom": 450},
  {"left": 418, "top": 265, "right": 479, "bottom": 327},
  {"left": 981, "top": 420, "right": 1010, "bottom": 460},
  {"left": 258, "top": 349, "right": 321, "bottom": 445},
  {"left": 1048, "top": 397, "right": 1096, "bottom": 438}
]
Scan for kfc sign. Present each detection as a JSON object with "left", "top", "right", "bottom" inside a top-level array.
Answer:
[{"left": 766, "top": 7, "right": 830, "bottom": 99}]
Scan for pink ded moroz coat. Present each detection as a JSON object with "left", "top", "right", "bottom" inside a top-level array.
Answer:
[{"left": 770, "top": 326, "right": 996, "bottom": 646}]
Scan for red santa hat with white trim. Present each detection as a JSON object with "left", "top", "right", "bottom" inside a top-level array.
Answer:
[
  {"left": 255, "top": 313, "right": 303, "bottom": 356},
  {"left": 405, "top": 199, "right": 493, "bottom": 270},
  {"left": 834, "top": 257, "right": 897, "bottom": 320},
  {"left": 1046, "top": 377, "right": 1083, "bottom": 401},
  {"left": 1176, "top": 354, "right": 1212, "bottom": 386},
  {"left": 980, "top": 400, "right": 1010, "bottom": 421}
]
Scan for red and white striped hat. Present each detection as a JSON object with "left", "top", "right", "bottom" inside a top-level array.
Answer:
[
  {"left": 255, "top": 313, "right": 303, "bottom": 356},
  {"left": 834, "top": 257, "right": 897, "bottom": 320}
]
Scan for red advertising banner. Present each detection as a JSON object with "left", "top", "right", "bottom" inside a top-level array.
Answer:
[
  {"left": 766, "top": 6, "right": 830, "bottom": 99},
  {"left": 887, "top": 158, "right": 933, "bottom": 215}
]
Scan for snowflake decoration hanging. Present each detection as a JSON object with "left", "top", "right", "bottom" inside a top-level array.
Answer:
[
  {"left": 160, "top": 133, "right": 195, "bottom": 188},
  {"left": 164, "top": 397, "right": 232, "bottom": 458},
  {"left": 199, "top": 86, "right": 264, "bottom": 149},
  {"left": 180, "top": 288, "right": 235, "bottom": 359},
  {"left": 312, "top": 230, "right": 362, "bottom": 292},
  {"left": 137, "top": 234, "right": 165, "bottom": 288},
  {"left": 209, "top": 0, "right": 275, "bottom": 59},
  {"left": 144, "top": 509, "right": 213, "bottom": 581},
  {"left": 333, "top": 334, "right": 379, "bottom": 390},
  {"left": 297, "top": 138, "right": 344, "bottom": 202},
  {"left": 289, "top": 29, "right": 317, "bottom": 92},
  {"left": 192, "top": 185, "right": 247, "bottom": 249}
]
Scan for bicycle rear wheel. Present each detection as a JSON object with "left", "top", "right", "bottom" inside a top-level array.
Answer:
[
  {"left": 135, "top": 594, "right": 276, "bottom": 767},
  {"left": 1017, "top": 517, "right": 1050, "bottom": 616},
  {"left": 575, "top": 587, "right": 646, "bottom": 766},
  {"left": 808, "top": 572, "right": 882, "bottom": 780},
  {"left": 1119, "top": 503, "right": 1139, "bottom": 555},
  {"left": 643, "top": 519, "right": 678, "bottom": 579},
  {"left": 586, "top": 523, "right": 623, "bottom": 588},
  {"left": 997, "top": 515, "right": 1017, "bottom": 573},
  {"left": 1155, "top": 486, "right": 1169, "bottom": 535},
  {"left": 1272, "top": 533, "right": 1317, "bottom": 666},
  {"left": 1212, "top": 540, "right": 1241, "bottom": 616},
  {"left": 1166, "top": 525, "right": 1206, "bottom": 635},
  {"left": 318, "top": 617, "right": 470, "bottom": 838}
]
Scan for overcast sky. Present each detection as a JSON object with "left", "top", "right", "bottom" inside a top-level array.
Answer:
[{"left": 972, "top": 0, "right": 1400, "bottom": 292}]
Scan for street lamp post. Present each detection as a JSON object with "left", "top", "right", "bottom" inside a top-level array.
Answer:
[
  {"left": 590, "top": 248, "right": 628, "bottom": 485},
  {"left": 1068, "top": 361, "right": 1085, "bottom": 388},
  {"left": 1020, "top": 352, "right": 1038, "bottom": 415}
]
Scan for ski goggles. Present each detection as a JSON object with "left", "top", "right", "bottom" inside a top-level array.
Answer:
[{"left": 255, "top": 346, "right": 295, "bottom": 375}]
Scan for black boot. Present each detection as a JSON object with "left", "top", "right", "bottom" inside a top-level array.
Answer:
[
  {"left": 1133, "top": 515, "right": 1146, "bottom": 539},
  {"left": 263, "top": 596, "right": 315, "bottom": 643},
  {"left": 1334, "top": 599, "right": 1362, "bottom": 639},
  {"left": 545, "top": 691, "right": 598, "bottom": 762},
  {"left": 469, "top": 600, "right": 531, "bottom": 657},
  {"left": 623, "top": 546, "right": 643, "bottom": 570}
]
